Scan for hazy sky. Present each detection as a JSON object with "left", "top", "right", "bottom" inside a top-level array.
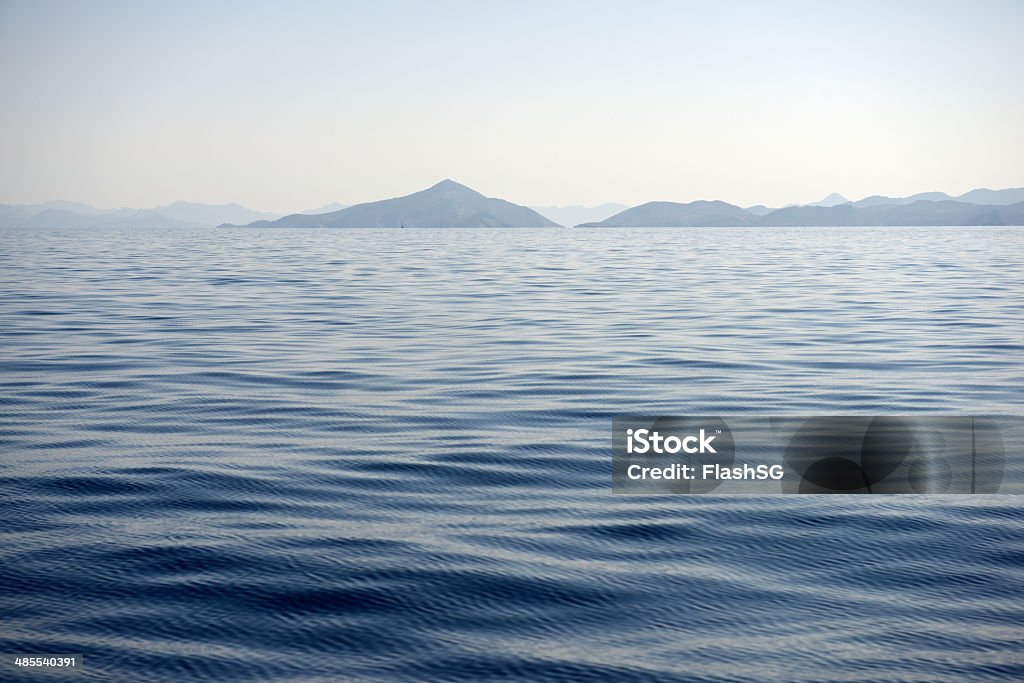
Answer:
[{"left": 1, "top": 0, "right": 1022, "bottom": 212}]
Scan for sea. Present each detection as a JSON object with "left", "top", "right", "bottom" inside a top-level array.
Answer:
[{"left": 1, "top": 225, "right": 1022, "bottom": 681}]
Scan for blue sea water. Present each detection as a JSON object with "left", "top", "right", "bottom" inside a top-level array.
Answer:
[{"left": 0, "top": 225, "right": 1022, "bottom": 682}]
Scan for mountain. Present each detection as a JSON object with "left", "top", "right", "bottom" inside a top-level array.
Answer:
[
  {"left": 757, "top": 200, "right": 1024, "bottom": 226},
  {"left": 852, "top": 188, "right": 1024, "bottom": 207},
  {"left": 0, "top": 207, "right": 203, "bottom": 230},
  {"left": 0, "top": 207, "right": 104, "bottom": 229},
  {"left": 0, "top": 200, "right": 109, "bottom": 222},
  {"left": 853, "top": 195, "right": 904, "bottom": 207},
  {"left": 854, "top": 192, "right": 953, "bottom": 207},
  {"left": 298, "top": 202, "right": 349, "bottom": 215},
  {"left": 970, "top": 201, "right": 1024, "bottom": 224},
  {"left": 579, "top": 199, "right": 1024, "bottom": 227},
  {"left": 5, "top": 185, "right": 1023, "bottom": 230},
  {"left": 151, "top": 201, "right": 280, "bottom": 226},
  {"left": 906, "top": 191, "right": 954, "bottom": 203},
  {"left": 804, "top": 191, "right": 962, "bottom": 208},
  {"left": 757, "top": 203, "right": 863, "bottom": 226},
  {"left": 32, "top": 200, "right": 112, "bottom": 215},
  {"left": 0, "top": 199, "right": 277, "bottom": 229},
  {"left": 530, "top": 203, "right": 628, "bottom": 228},
  {"left": 577, "top": 200, "right": 757, "bottom": 227},
  {"left": 955, "top": 188, "right": 1024, "bottom": 205},
  {"left": 809, "top": 192, "right": 849, "bottom": 207},
  {"left": 228, "top": 180, "right": 560, "bottom": 228}
]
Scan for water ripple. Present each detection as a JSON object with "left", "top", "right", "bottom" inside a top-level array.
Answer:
[{"left": 1, "top": 225, "right": 1022, "bottom": 681}]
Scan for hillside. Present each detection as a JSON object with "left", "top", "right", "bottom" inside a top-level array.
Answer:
[{"left": 229, "top": 180, "right": 559, "bottom": 228}]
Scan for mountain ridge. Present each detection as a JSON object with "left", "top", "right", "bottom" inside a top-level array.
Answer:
[
  {"left": 0, "top": 200, "right": 280, "bottom": 229},
  {"left": 577, "top": 200, "right": 758, "bottom": 227},
  {"left": 530, "top": 203, "right": 629, "bottom": 227},
  {"left": 3, "top": 186, "right": 1023, "bottom": 229},
  {"left": 580, "top": 198, "right": 1024, "bottom": 227},
  {"left": 225, "top": 180, "right": 559, "bottom": 228}
]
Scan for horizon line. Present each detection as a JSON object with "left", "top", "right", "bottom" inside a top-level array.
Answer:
[{"left": 4, "top": 181, "right": 1024, "bottom": 217}]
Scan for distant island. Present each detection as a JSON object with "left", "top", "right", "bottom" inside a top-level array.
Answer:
[
  {"left": 4, "top": 184, "right": 1024, "bottom": 229},
  {"left": 580, "top": 188, "right": 1024, "bottom": 227},
  {"left": 0, "top": 200, "right": 283, "bottom": 230},
  {"left": 221, "top": 180, "right": 558, "bottom": 228},
  {"left": 530, "top": 203, "right": 630, "bottom": 228}
]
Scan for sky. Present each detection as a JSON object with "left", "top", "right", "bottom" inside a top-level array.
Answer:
[{"left": 0, "top": 0, "right": 1022, "bottom": 213}]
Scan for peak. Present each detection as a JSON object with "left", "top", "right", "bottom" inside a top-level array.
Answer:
[
  {"left": 419, "top": 179, "right": 486, "bottom": 199},
  {"left": 809, "top": 192, "right": 849, "bottom": 207},
  {"left": 429, "top": 179, "right": 471, "bottom": 191}
]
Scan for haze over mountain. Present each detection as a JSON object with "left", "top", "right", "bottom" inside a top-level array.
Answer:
[
  {"left": 746, "top": 188, "right": 1024, "bottom": 213},
  {"left": 148, "top": 201, "right": 279, "bottom": 226},
  {"left": 756, "top": 201, "right": 1024, "bottom": 227},
  {"left": 530, "top": 204, "right": 628, "bottom": 228},
  {"left": 0, "top": 200, "right": 280, "bottom": 229},
  {"left": 810, "top": 193, "right": 849, "bottom": 207},
  {"left": 0, "top": 206, "right": 202, "bottom": 230},
  {"left": 298, "top": 202, "right": 349, "bottom": 215},
  {"left": 957, "top": 188, "right": 1024, "bottom": 205},
  {"left": 227, "top": 180, "right": 559, "bottom": 228},
  {"left": 4, "top": 186, "right": 1023, "bottom": 230},
  {"left": 583, "top": 186, "right": 1024, "bottom": 226},
  {"left": 578, "top": 200, "right": 758, "bottom": 227},
  {"left": 581, "top": 197, "right": 1024, "bottom": 227},
  {"left": 29, "top": 200, "right": 112, "bottom": 216},
  {"left": 849, "top": 188, "right": 1024, "bottom": 208}
]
